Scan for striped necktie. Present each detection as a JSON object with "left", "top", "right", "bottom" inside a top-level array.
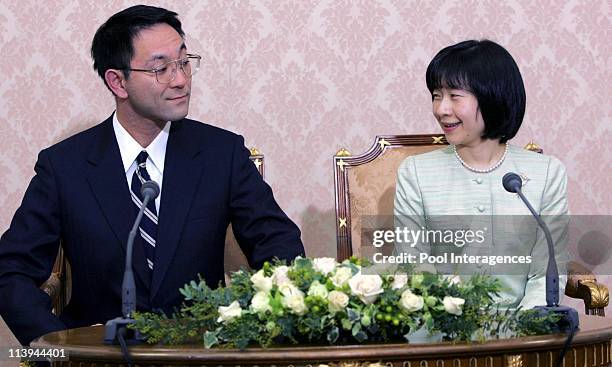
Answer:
[{"left": 130, "top": 151, "right": 158, "bottom": 271}]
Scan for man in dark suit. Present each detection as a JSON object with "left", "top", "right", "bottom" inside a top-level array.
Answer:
[{"left": 0, "top": 5, "right": 304, "bottom": 345}]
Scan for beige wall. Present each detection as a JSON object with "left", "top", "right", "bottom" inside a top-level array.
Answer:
[{"left": 0, "top": 0, "right": 610, "bottom": 343}]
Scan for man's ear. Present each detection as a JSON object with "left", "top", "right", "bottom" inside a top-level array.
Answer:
[{"left": 104, "top": 69, "right": 128, "bottom": 99}]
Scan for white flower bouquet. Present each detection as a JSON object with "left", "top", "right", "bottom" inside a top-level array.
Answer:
[{"left": 132, "top": 257, "right": 559, "bottom": 349}]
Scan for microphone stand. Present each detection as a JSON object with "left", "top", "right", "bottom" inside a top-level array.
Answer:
[
  {"left": 502, "top": 173, "right": 579, "bottom": 333},
  {"left": 104, "top": 181, "right": 159, "bottom": 346}
]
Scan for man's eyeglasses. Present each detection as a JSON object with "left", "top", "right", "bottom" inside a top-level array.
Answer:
[{"left": 124, "top": 54, "right": 201, "bottom": 84}]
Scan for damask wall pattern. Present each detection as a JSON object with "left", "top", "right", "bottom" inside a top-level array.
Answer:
[{"left": 0, "top": 0, "right": 610, "bottom": 344}]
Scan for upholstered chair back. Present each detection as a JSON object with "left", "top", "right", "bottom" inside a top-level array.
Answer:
[{"left": 333, "top": 134, "right": 447, "bottom": 261}]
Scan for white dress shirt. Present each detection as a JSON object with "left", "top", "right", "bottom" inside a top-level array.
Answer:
[{"left": 112, "top": 113, "right": 170, "bottom": 213}]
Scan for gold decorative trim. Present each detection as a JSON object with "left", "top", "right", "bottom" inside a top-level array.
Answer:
[
  {"left": 314, "top": 362, "right": 386, "bottom": 367},
  {"left": 339, "top": 218, "right": 347, "bottom": 228},
  {"left": 547, "top": 351, "right": 553, "bottom": 367},
  {"left": 433, "top": 136, "right": 444, "bottom": 144},
  {"left": 253, "top": 158, "right": 262, "bottom": 169},
  {"left": 524, "top": 141, "right": 542, "bottom": 153},
  {"left": 337, "top": 159, "right": 348, "bottom": 171},
  {"left": 249, "top": 147, "right": 261, "bottom": 155},
  {"left": 506, "top": 355, "right": 522, "bottom": 367},
  {"left": 581, "top": 280, "right": 610, "bottom": 308},
  {"left": 378, "top": 138, "right": 390, "bottom": 150},
  {"left": 336, "top": 148, "right": 352, "bottom": 157}
]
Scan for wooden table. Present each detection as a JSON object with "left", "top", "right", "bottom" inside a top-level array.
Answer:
[{"left": 32, "top": 314, "right": 612, "bottom": 366}]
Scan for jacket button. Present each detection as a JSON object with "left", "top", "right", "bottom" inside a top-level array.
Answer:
[
  {"left": 476, "top": 178, "right": 483, "bottom": 184},
  {"left": 477, "top": 205, "right": 485, "bottom": 212}
]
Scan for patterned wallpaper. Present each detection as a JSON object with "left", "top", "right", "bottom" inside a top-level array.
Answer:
[{"left": 0, "top": 1, "right": 610, "bottom": 343}]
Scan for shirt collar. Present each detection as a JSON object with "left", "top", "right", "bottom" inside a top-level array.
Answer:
[{"left": 112, "top": 112, "right": 170, "bottom": 174}]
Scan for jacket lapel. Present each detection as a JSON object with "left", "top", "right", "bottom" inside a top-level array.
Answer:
[
  {"left": 85, "top": 116, "right": 152, "bottom": 291},
  {"left": 150, "top": 120, "right": 204, "bottom": 299}
]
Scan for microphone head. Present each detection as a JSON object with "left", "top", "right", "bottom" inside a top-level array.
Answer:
[
  {"left": 502, "top": 172, "right": 522, "bottom": 193},
  {"left": 141, "top": 180, "right": 160, "bottom": 200}
]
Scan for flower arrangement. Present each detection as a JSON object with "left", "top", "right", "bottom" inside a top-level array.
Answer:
[{"left": 132, "top": 257, "right": 560, "bottom": 349}]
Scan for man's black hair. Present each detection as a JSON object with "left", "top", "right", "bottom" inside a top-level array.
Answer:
[{"left": 91, "top": 5, "right": 184, "bottom": 91}]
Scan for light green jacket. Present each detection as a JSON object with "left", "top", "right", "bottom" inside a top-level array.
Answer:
[{"left": 394, "top": 145, "right": 569, "bottom": 309}]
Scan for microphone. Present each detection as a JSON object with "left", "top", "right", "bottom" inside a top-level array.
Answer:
[
  {"left": 104, "top": 180, "right": 160, "bottom": 345},
  {"left": 502, "top": 172, "right": 522, "bottom": 194},
  {"left": 502, "top": 172, "right": 578, "bottom": 333},
  {"left": 503, "top": 173, "right": 559, "bottom": 305}
]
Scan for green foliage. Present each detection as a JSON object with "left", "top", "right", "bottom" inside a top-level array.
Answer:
[
  {"left": 131, "top": 257, "right": 561, "bottom": 349},
  {"left": 425, "top": 275, "right": 502, "bottom": 340},
  {"left": 513, "top": 309, "right": 563, "bottom": 336}
]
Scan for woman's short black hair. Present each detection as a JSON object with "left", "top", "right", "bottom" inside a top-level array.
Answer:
[
  {"left": 425, "top": 40, "right": 526, "bottom": 143},
  {"left": 91, "top": 5, "right": 185, "bottom": 91}
]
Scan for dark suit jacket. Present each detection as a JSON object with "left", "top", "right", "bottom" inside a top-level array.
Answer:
[{"left": 0, "top": 116, "right": 304, "bottom": 345}]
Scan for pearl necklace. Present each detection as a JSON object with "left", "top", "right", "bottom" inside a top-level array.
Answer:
[{"left": 453, "top": 142, "right": 509, "bottom": 173}]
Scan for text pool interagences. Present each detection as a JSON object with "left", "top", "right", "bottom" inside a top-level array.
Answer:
[{"left": 372, "top": 252, "right": 532, "bottom": 266}]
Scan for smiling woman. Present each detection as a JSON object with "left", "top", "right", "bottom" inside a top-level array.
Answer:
[
  {"left": 426, "top": 40, "right": 526, "bottom": 171},
  {"left": 393, "top": 40, "right": 569, "bottom": 310}
]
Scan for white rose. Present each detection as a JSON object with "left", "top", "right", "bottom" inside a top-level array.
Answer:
[
  {"left": 327, "top": 290, "right": 349, "bottom": 313},
  {"left": 391, "top": 273, "right": 408, "bottom": 290},
  {"left": 313, "top": 257, "right": 337, "bottom": 275},
  {"left": 271, "top": 265, "right": 291, "bottom": 286},
  {"left": 307, "top": 281, "right": 329, "bottom": 299},
  {"left": 250, "top": 269, "right": 273, "bottom": 293},
  {"left": 348, "top": 274, "right": 384, "bottom": 305},
  {"left": 250, "top": 291, "right": 272, "bottom": 314},
  {"left": 217, "top": 301, "right": 242, "bottom": 324},
  {"left": 399, "top": 290, "right": 424, "bottom": 312},
  {"left": 279, "top": 284, "right": 307, "bottom": 315},
  {"left": 330, "top": 267, "right": 353, "bottom": 287},
  {"left": 443, "top": 296, "right": 465, "bottom": 316}
]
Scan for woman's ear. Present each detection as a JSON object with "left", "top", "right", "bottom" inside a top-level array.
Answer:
[{"left": 104, "top": 69, "right": 128, "bottom": 99}]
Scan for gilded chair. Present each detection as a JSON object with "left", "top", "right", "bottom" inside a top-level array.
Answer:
[
  {"left": 42, "top": 148, "right": 263, "bottom": 313},
  {"left": 334, "top": 134, "right": 447, "bottom": 261},
  {"left": 333, "top": 135, "right": 609, "bottom": 315}
]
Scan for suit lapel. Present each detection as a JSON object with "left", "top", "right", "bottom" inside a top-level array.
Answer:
[
  {"left": 86, "top": 116, "right": 152, "bottom": 291},
  {"left": 150, "top": 120, "right": 204, "bottom": 299}
]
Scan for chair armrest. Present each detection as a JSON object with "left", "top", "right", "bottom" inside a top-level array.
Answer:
[
  {"left": 41, "top": 272, "right": 62, "bottom": 306},
  {"left": 565, "top": 261, "right": 609, "bottom": 315}
]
